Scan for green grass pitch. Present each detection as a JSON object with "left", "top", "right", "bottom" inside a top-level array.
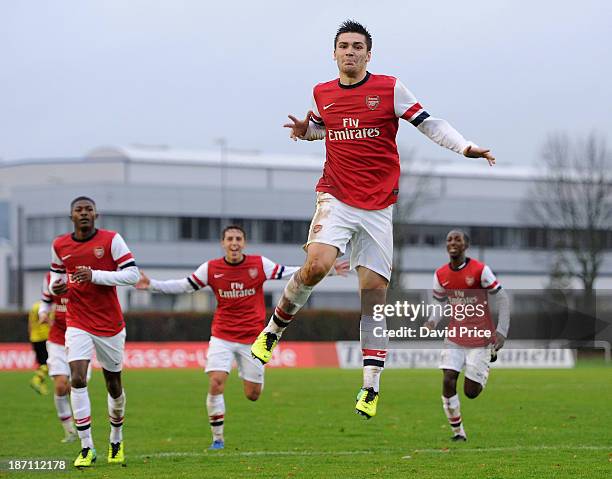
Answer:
[{"left": 1, "top": 363, "right": 611, "bottom": 478}]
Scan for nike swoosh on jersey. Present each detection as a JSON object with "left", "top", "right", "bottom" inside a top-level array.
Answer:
[
  {"left": 214, "top": 274, "right": 224, "bottom": 278},
  {"left": 441, "top": 281, "right": 450, "bottom": 287},
  {"left": 61, "top": 255, "right": 72, "bottom": 260},
  {"left": 323, "top": 103, "right": 335, "bottom": 110}
]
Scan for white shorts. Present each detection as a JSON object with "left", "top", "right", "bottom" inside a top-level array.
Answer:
[
  {"left": 65, "top": 327, "right": 126, "bottom": 373},
  {"left": 205, "top": 336, "right": 264, "bottom": 384},
  {"left": 305, "top": 192, "right": 393, "bottom": 281},
  {"left": 46, "top": 341, "right": 71, "bottom": 377},
  {"left": 46, "top": 341, "right": 93, "bottom": 380},
  {"left": 439, "top": 341, "right": 491, "bottom": 387}
]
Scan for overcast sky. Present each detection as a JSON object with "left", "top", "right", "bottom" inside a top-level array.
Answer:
[{"left": 1, "top": 0, "right": 610, "bottom": 165}]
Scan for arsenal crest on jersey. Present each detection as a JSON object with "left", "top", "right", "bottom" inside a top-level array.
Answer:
[
  {"left": 465, "top": 276, "right": 475, "bottom": 287},
  {"left": 93, "top": 246, "right": 105, "bottom": 259},
  {"left": 248, "top": 268, "right": 258, "bottom": 279},
  {"left": 366, "top": 95, "right": 380, "bottom": 110}
]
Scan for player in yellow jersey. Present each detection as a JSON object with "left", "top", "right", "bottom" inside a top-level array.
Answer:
[{"left": 28, "top": 301, "right": 50, "bottom": 395}]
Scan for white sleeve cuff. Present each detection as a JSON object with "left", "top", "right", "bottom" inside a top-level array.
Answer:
[
  {"left": 301, "top": 121, "right": 326, "bottom": 141},
  {"left": 416, "top": 116, "right": 473, "bottom": 155},
  {"left": 150, "top": 278, "right": 195, "bottom": 294},
  {"left": 91, "top": 266, "right": 140, "bottom": 286}
]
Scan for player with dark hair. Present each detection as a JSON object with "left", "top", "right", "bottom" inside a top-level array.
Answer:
[
  {"left": 70, "top": 196, "right": 96, "bottom": 209},
  {"left": 49, "top": 197, "right": 139, "bottom": 466},
  {"left": 425, "top": 229, "right": 510, "bottom": 441},
  {"left": 334, "top": 19, "right": 372, "bottom": 51},
  {"left": 251, "top": 19, "right": 496, "bottom": 419},
  {"left": 136, "top": 225, "right": 348, "bottom": 449}
]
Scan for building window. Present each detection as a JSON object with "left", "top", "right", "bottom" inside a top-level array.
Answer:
[
  {"left": 24, "top": 215, "right": 612, "bottom": 251},
  {"left": 180, "top": 217, "right": 194, "bottom": 240},
  {"left": 263, "top": 220, "right": 278, "bottom": 242},
  {"left": 101, "top": 215, "right": 124, "bottom": 234}
]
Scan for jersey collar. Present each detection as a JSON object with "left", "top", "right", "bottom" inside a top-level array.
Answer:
[
  {"left": 449, "top": 257, "right": 471, "bottom": 271},
  {"left": 71, "top": 228, "right": 98, "bottom": 243},
  {"left": 223, "top": 254, "right": 246, "bottom": 266},
  {"left": 338, "top": 71, "right": 371, "bottom": 89}
]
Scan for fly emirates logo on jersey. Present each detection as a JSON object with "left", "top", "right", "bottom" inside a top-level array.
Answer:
[
  {"left": 327, "top": 117, "right": 380, "bottom": 142},
  {"left": 447, "top": 290, "right": 482, "bottom": 305},
  {"left": 218, "top": 282, "right": 256, "bottom": 299}
]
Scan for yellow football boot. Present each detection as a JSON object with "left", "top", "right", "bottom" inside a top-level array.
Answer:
[
  {"left": 250, "top": 331, "right": 278, "bottom": 364},
  {"left": 107, "top": 442, "right": 125, "bottom": 464},
  {"left": 73, "top": 447, "right": 96, "bottom": 467},
  {"left": 355, "top": 387, "right": 379, "bottom": 419}
]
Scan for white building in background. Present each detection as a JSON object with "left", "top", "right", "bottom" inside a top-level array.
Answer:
[{"left": 1, "top": 145, "right": 611, "bottom": 311}]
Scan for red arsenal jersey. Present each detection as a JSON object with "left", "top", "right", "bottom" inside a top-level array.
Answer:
[
  {"left": 51, "top": 229, "right": 135, "bottom": 337},
  {"left": 310, "top": 72, "right": 430, "bottom": 210},
  {"left": 187, "top": 255, "right": 289, "bottom": 344},
  {"left": 41, "top": 272, "right": 68, "bottom": 345},
  {"left": 433, "top": 258, "right": 501, "bottom": 347}
]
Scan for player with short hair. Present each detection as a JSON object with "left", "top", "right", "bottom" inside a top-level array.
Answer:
[
  {"left": 425, "top": 229, "right": 510, "bottom": 441},
  {"left": 250, "top": 19, "right": 496, "bottom": 419},
  {"left": 48, "top": 196, "right": 139, "bottom": 467},
  {"left": 39, "top": 272, "right": 78, "bottom": 443},
  {"left": 136, "top": 225, "right": 348, "bottom": 450}
]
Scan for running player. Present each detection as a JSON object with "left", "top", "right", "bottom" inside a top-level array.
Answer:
[
  {"left": 251, "top": 20, "right": 496, "bottom": 419},
  {"left": 425, "top": 229, "right": 510, "bottom": 441},
  {"left": 48, "top": 196, "right": 139, "bottom": 467},
  {"left": 27, "top": 301, "right": 49, "bottom": 395},
  {"left": 136, "top": 225, "right": 348, "bottom": 449},
  {"left": 39, "top": 272, "right": 78, "bottom": 443}
]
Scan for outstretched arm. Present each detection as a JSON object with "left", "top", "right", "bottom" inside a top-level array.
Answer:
[
  {"left": 395, "top": 80, "right": 495, "bottom": 166},
  {"left": 284, "top": 111, "right": 326, "bottom": 142},
  {"left": 150, "top": 277, "right": 196, "bottom": 294},
  {"left": 463, "top": 145, "right": 495, "bottom": 166},
  {"left": 135, "top": 263, "right": 209, "bottom": 294},
  {"left": 416, "top": 118, "right": 495, "bottom": 166},
  {"left": 135, "top": 270, "right": 194, "bottom": 294}
]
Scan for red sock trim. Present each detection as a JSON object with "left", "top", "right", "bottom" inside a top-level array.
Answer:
[{"left": 274, "top": 307, "right": 294, "bottom": 321}]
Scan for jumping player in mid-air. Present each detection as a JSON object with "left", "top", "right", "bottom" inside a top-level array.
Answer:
[{"left": 250, "top": 20, "right": 496, "bottom": 419}]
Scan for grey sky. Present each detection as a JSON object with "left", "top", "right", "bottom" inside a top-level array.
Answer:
[{"left": 1, "top": 0, "right": 610, "bottom": 165}]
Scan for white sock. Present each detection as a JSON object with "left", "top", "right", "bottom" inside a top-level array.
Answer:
[
  {"left": 108, "top": 390, "right": 126, "bottom": 444},
  {"left": 206, "top": 393, "right": 225, "bottom": 442},
  {"left": 54, "top": 394, "right": 75, "bottom": 434},
  {"left": 360, "top": 314, "right": 388, "bottom": 393},
  {"left": 71, "top": 387, "right": 93, "bottom": 449},
  {"left": 264, "top": 308, "right": 294, "bottom": 337},
  {"left": 363, "top": 365, "right": 383, "bottom": 392},
  {"left": 263, "top": 274, "right": 314, "bottom": 336},
  {"left": 442, "top": 394, "right": 466, "bottom": 437}
]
